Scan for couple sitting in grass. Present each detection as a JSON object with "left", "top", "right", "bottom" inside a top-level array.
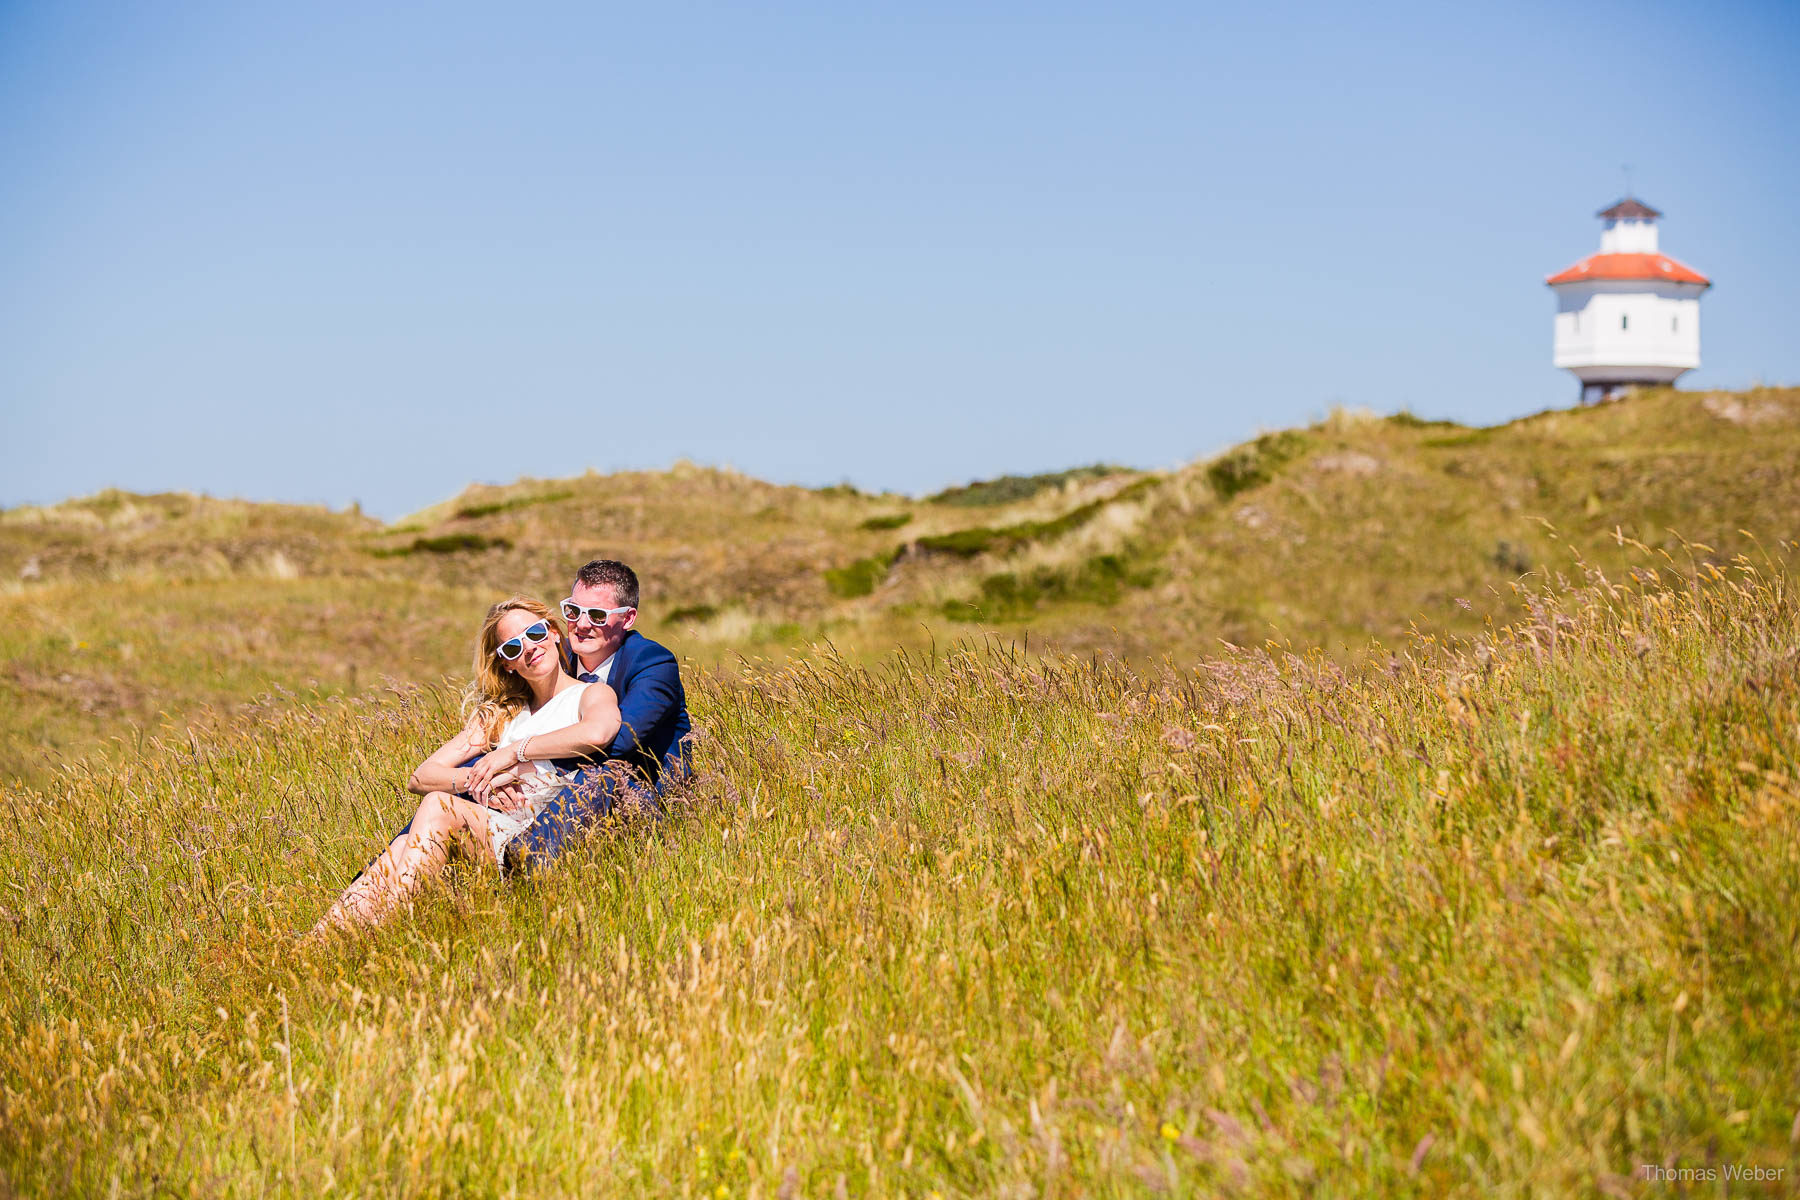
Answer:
[{"left": 314, "top": 558, "right": 692, "bottom": 933}]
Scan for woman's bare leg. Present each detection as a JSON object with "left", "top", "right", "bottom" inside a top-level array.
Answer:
[{"left": 312, "top": 792, "right": 499, "bottom": 934}]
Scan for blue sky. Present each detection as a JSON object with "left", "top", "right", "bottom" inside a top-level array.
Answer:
[{"left": 3, "top": 1, "right": 1796, "bottom": 518}]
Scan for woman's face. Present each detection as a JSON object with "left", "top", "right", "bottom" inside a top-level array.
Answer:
[{"left": 494, "top": 608, "right": 561, "bottom": 682}]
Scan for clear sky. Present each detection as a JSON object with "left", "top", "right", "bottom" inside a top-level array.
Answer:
[{"left": 3, "top": 1, "right": 1796, "bottom": 518}]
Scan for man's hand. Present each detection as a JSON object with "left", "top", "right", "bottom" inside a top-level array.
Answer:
[
  {"left": 484, "top": 780, "right": 531, "bottom": 812},
  {"left": 467, "top": 745, "right": 519, "bottom": 797}
]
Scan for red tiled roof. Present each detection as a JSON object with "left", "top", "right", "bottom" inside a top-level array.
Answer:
[
  {"left": 1545, "top": 252, "right": 1710, "bottom": 287},
  {"left": 1598, "top": 197, "right": 1662, "bottom": 220}
]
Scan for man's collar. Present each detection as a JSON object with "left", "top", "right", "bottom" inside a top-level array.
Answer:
[
  {"left": 574, "top": 650, "right": 614, "bottom": 677},
  {"left": 574, "top": 630, "right": 636, "bottom": 677}
]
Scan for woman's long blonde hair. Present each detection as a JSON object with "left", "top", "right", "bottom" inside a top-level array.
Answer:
[{"left": 463, "top": 596, "right": 565, "bottom": 747}]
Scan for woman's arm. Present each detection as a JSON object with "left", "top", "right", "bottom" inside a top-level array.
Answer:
[
  {"left": 518, "top": 683, "right": 623, "bottom": 763},
  {"left": 406, "top": 716, "right": 488, "bottom": 797},
  {"left": 466, "top": 685, "right": 623, "bottom": 799}
]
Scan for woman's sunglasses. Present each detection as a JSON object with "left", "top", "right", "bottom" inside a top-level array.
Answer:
[
  {"left": 561, "top": 599, "right": 634, "bottom": 627},
  {"left": 494, "top": 620, "right": 553, "bottom": 661}
]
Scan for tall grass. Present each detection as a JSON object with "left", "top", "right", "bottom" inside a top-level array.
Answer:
[{"left": 2, "top": 545, "right": 1797, "bottom": 1196}]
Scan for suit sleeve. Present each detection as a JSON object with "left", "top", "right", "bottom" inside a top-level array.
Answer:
[{"left": 610, "top": 642, "right": 683, "bottom": 760}]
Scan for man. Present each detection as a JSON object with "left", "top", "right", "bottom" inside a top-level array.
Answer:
[{"left": 501, "top": 558, "right": 693, "bottom": 867}]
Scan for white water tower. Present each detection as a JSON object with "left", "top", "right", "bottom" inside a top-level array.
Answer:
[{"left": 1547, "top": 198, "right": 1710, "bottom": 403}]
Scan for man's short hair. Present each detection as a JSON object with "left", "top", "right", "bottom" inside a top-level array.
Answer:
[{"left": 575, "top": 559, "right": 640, "bottom": 608}]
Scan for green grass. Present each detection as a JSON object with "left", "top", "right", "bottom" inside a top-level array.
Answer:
[
  {"left": 911, "top": 480, "right": 1158, "bottom": 561},
  {"left": 0, "top": 545, "right": 1795, "bottom": 1195},
  {"left": 942, "top": 551, "right": 1163, "bottom": 622},
  {"left": 367, "top": 533, "right": 514, "bottom": 557},
  {"left": 1205, "top": 430, "right": 1312, "bottom": 498},
  {"left": 1386, "top": 411, "right": 1460, "bottom": 430},
  {"left": 453, "top": 490, "right": 574, "bottom": 520},
  {"left": 824, "top": 550, "right": 902, "bottom": 598},
  {"left": 1421, "top": 431, "right": 1496, "bottom": 449},
  {"left": 665, "top": 604, "right": 721, "bottom": 625},
  {"left": 825, "top": 476, "right": 1154, "bottom": 600},
  {"left": 926, "top": 465, "right": 1131, "bottom": 507}
]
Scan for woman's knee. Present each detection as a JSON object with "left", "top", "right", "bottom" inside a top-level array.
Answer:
[{"left": 411, "top": 791, "right": 461, "bottom": 832}]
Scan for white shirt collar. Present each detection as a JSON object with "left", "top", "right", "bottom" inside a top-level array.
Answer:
[{"left": 577, "top": 651, "right": 616, "bottom": 685}]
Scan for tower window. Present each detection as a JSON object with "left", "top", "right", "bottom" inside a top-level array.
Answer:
[
  {"left": 1672, "top": 316, "right": 1678, "bottom": 332},
  {"left": 1621, "top": 314, "right": 1629, "bottom": 331}
]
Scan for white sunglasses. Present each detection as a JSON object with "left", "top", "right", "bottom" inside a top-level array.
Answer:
[
  {"left": 494, "top": 620, "right": 553, "bottom": 661},
  {"left": 561, "top": 599, "right": 634, "bottom": 626}
]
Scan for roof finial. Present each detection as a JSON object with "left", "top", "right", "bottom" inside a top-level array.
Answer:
[{"left": 1621, "top": 163, "right": 1634, "bottom": 199}]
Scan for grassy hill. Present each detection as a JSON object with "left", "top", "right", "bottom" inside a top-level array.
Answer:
[
  {"left": 1, "top": 386, "right": 1797, "bottom": 1194},
  {"left": 1, "top": 532, "right": 1794, "bottom": 1194},
  {"left": 4, "top": 386, "right": 1797, "bottom": 789}
]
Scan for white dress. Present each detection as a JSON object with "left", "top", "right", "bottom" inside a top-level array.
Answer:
[{"left": 482, "top": 682, "right": 591, "bottom": 860}]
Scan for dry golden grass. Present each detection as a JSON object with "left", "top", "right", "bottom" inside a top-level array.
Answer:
[
  {"left": 1, "top": 539, "right": 1795, "bottom": 1195},
  {"left": 3, "top": 391, "right": 1799, "bottom": 1192}
]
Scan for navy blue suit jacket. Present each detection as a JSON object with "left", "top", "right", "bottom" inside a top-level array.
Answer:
[{"left": 568, "top": 629, "right": 693, "bottom": 787}]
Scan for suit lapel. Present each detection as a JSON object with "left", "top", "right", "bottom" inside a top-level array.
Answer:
[{"left": 608, "top": 631, "right": 641, "bottom": 696}]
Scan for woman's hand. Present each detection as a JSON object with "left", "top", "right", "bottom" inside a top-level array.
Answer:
[{"left": 466, "top": 745, "right": 521, "bottom": 798}]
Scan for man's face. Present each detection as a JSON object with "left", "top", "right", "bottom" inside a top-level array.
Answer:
[{"left": 565, "top": 579, "right": 636, "bottom": 666}]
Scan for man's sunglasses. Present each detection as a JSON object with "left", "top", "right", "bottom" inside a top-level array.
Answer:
[
  {"left": 495, "top": 620, "right": 553, "bottom": 661},
  {"left": 561, "top": 599, "right": 634, "bottom": 626}
]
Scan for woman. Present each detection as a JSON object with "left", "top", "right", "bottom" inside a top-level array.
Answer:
[{"left": 313, "top": 596, "right": 622, "bottom": 933}]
